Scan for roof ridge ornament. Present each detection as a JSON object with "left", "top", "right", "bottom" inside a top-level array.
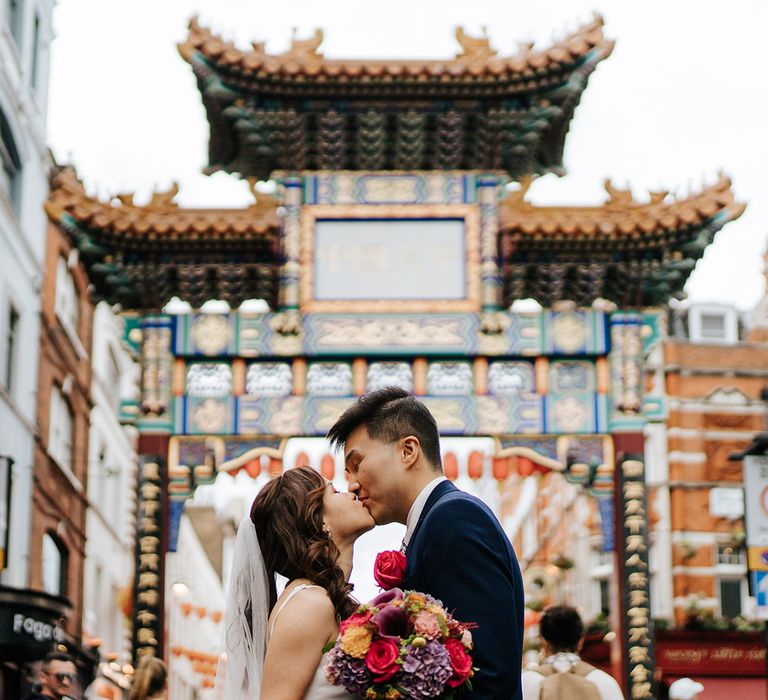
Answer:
[
  {"left": 602, "top": 178, "right": 637, "bottom": 208},
  {"left": 145, "top": 182, "right": 180, "bottom": 213},
  {"left": 454, "top": 27, "right": 497, "bottom": 66},
  {"left": 280, "top": 28, "right": 324, "bottom": 68}
]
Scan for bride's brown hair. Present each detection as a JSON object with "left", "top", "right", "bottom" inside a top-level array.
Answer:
[{"left": 251, "top": 466, "right": 356, "bottom": 619}]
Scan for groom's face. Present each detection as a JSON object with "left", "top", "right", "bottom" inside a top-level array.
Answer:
[{"left": 344, "top": 425, "right": 407, "bottom": 525}]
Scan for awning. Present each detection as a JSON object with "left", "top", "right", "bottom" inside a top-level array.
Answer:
[{"left": 667, "top": 676, "right": 767, "bottom": 699}]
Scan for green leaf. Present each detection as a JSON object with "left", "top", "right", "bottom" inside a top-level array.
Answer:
[{"left": 321, "top": 640, "right": 336, "bottom": 654}]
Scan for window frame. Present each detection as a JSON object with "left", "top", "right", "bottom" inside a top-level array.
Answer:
[
  {"left": 3, "top": 303, "right": 19, "bottom": 393},
  {"left": 42, "top": 531, "right": 67, "bottom": 596}
]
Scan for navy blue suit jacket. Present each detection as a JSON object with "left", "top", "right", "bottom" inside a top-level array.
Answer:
[{"left": 402, "top": 481, "right": 523, "bottom": 700}]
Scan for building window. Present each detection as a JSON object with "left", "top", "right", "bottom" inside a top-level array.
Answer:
[
  {"left": 0, "top": 109, "right": 22, "bottom": 211},
  {"left": 8, "top": 0, "right": 23, "bottom": 47},
  {"left": 42, "top": 532, "right": 66, "bottom": 596},
  {"left": 49, "top": 384, "right": 74, "bottom": 471},
  {"left": 30, "top": 13, "right": 40, "bottom": 89},
  {"left": 688, "top": 306, "right": 738, "bottom": 344},
  {"left": 717, "top": 544, "right": 746, "bottom": 566},
  {"left": 719, "top": 578, "right": 743, "bottom": 618},
  {"left": 3, "top": 304, "right": 19, "bottom": 392},
  {"left": 54, "top": 257, "right": 79, "bottom": 337}
]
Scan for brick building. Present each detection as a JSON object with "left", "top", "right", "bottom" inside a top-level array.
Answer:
[{"left": 27, "top": 213, "right": 97, "bottom": 689}]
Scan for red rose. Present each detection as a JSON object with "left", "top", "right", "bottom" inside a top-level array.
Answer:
[
  {"left": 374, "top": 550, "right": 406, "bottom": 590},
  {"left": 340, "top": 610, "right": 372, "bottom": 634},
  {"left": 445, "top": 638, "right": 473, "bottom": 687},
  {"left": 365, "top": 638, "right": 400, "bottom": 682}
]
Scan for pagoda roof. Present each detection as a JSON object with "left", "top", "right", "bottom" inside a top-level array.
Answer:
[
  {"left": 44, "top": 169, "right": 280, "bottom": 309},
  {"left": 499, "top": 176, "right": 746, "bottom": 307},
  {"left": 179, "top": 17, "right": 610, "bottom": 85},
  {"left": 45, "top": 170, "right": 743, "bottom": 312},
  {"left": 179, "top": 18, "right": 613, "bottom": 180}
]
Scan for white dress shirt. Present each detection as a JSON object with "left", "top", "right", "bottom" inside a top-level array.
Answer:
[{"left": 401, "top": 476, "right": 447, "bottom": 552}]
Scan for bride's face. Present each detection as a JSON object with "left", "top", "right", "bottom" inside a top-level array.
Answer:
[{"left": 322, "top": 480, "right": 375, "bottom": 541}]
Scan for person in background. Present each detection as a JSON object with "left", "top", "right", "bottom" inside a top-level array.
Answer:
[
  {"left": 128, "top": 656, "right": 167, "bottom": 700},
  {"left": 522, "top": 605, "right": 624, "bottom": 700},
  {"left": 24, "top": 653, "right": 78, "bottom": 700}
]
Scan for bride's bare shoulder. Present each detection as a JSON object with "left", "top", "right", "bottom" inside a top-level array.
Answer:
[{"left": 274, "top": 582, "right": 335, "bottom": 624}]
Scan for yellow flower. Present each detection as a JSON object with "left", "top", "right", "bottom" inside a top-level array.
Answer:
[
  {"left": 366, "top": 689, "right": 378, "bottom": 700},
  {"left": 340, "top": 625, "right": 373, "bottom": 658},
  {"left": 386, "top": 690, "right": 401, "bottom": 699}
]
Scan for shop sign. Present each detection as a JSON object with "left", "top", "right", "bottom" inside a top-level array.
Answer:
[
  {"left": 0, "top": 602, "right": 66, "bottom": 659},
  {"left": 744, "top": 455, "right": 768, "bottom": 572}
]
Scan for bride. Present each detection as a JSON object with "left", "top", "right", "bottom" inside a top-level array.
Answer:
[{"left": 221, "top": 466, "right": 375, "bottom": 699}]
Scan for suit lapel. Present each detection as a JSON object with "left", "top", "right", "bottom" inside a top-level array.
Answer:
[{"left": 407, "top": 480, "right": 457, "bottom": 553}]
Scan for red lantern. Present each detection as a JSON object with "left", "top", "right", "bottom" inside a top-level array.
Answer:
[
  {"left": 467, "top": 451, "right": 484, "bottom": 479},
  {"left": 492, "top": 457, "right": 510, "bottom": 480},
  {"left": 443, "top": 452, "right": 459, "bottom": 480},
  {"left": 320, "top": 454, "right": 335, "bottom": 480},
  {"left": 517, "top": 457, "right": 535, "bottom": 477},
  {"left": 294, "top": 452, "right": 310, "bottom": 468},
  {"left": 244, "top": 459, "right": 260, "bottom": 478}
]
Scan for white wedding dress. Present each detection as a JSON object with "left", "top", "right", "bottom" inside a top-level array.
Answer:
[{"left": 268, "top": 584, "right": 350, "bottom": 700}]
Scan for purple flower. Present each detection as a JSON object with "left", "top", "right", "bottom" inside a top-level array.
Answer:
[
  {"left": 370, "top": 588, "right": 404, "bottom": 607},
  {"left": 398, "top": 640, "right": 453, "bottom": 699},
  {"left": 372, "top": 604, "right": 410, "bottom": 639},
  {"left": 325, "top": 646, "right": 372, "bottom": 696}
]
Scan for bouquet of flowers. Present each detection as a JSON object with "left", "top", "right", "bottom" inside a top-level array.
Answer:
[{"left": 325, "top": 587, "right": 475, "bottom": 700}]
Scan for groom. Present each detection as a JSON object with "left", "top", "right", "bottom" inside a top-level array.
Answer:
[{"left": 328, "top": 387, "right": 523, "bottom": 700}]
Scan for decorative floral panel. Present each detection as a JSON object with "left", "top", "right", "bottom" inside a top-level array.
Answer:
[
  {"left": 307, "top": 362, "right": 354, "bottom": 397},
  {"left": 427, "top": 362, "right": 473, "bottom": 396},
  {"left": 246, "top": 362, "right": 292, "bottom": 397},
  {"left": 549, "top": 361, "right": 595, "bottom": 393},
  {"left": 367, "top": 362, "right": 413, "bottom": 393},
  {"left": 186, "top": 363, "right": 232, "bottom": 398},
  {"left": 488, "top": 361, "right": 535, "bottom": 396}
]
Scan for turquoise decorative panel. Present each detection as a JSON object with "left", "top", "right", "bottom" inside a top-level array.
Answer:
[
  {"left": 238, "top": 314, "right": 276, "bottom": 356},
  {"left": 176, "top": 396, "right": 237, "bottom": 435},
  {"left": 304, "top": 172, "right": 477, "bottom": 205},
  {"left": 174, "top": 313, "right": 237, "bottom": 356},
  {"left": 235, "top": 394, "right": 544, "bottom": 436},
  {"left": 303, "top": 314, "right": 478, "bottom": 355},
  {"left": 549, "top": 360, "right": 596, "bottom": 393},
  {"left": 541, "top": 310, "right": 608, "bottom": 355},
  {"left": 476, "top": 394, "right": 544, "bottom": 434},
  {"left": 497, "top": 313, "right": 543, "bottom": 355},
  {"left": 544, "top": 393, "right": 604, "bottom": 434}
]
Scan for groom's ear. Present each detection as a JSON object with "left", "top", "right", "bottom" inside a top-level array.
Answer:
[{"left": 400, "top": 436, "right": 420, "bottom": 469}]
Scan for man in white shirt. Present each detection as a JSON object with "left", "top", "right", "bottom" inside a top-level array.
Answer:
[{"left": 522, "top": 605, "right": 624, "bottom": 700}]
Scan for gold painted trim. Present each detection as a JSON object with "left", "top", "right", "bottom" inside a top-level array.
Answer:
[{"left": 299, "top": 204, "right": 481, "bottom": 313}]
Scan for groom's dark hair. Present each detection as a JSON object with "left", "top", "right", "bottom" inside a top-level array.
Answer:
[{"left": 327, "top": 386, "right": 442, "bottom": 471}]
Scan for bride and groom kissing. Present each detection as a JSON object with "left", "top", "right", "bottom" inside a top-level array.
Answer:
[{"left": 222, "top": 386, "right": 524, "bottom": 699}]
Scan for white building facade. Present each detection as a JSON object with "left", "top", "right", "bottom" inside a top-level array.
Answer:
[
  {"left": 83, "top": 303, "right": 140, "bottom": 689},
  {"left": 0, "top": 0, "right": 54, "bottom": 589}
]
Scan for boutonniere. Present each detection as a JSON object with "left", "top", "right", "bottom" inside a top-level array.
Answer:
[{"left": 373, "top": 550, "right": 407, "bottom": 590}]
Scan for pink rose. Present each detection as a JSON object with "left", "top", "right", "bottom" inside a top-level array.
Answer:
[
  {"left": 365, "top": 638, "right": 400, "bottom": 682},
  {"left": 445, "top": 638, "right": 473, "bottom": 687},
  {"left": 413, "top": 610, "right": 441, "bottom": 639},
  {"left": 374, "top": 551, "right": 406, "bottom": 590}
]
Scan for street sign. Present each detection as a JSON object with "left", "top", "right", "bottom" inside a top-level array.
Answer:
[
  {"left": 744, "top": 455, "right": 768, "bottom": 572},
  {"left": 752, "top": 571, "right": 768, "bottom": 620}
]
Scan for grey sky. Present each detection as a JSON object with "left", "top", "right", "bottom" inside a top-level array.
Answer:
[{"left": 48, "top": 0, "right": 768, "bottom": 309}]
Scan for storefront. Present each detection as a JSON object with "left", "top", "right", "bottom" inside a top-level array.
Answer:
[
  {"left": 0, "top": 585, "right": 98, "bottom": 698},
  {"left": 655, "top": 630, "right": 766, "bottom": 699}
]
